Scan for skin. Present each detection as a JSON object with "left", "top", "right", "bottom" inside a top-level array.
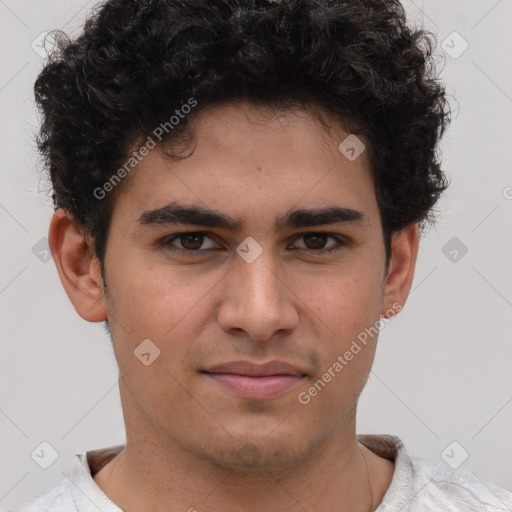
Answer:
[{"left": 49, "top": 101, "right": 418, "bottom": 512}]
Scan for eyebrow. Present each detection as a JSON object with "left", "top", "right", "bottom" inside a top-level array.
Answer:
[{"left": 137, "top": 201, "right": 366, "bottom": 232}]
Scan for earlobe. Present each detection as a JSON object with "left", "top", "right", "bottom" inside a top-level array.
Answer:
[
  {"left": 48, "top": 209, "right": 108, "bottom": 323},
  {"left": 381, "top": 223, "right": 419, "bottom": 318}
]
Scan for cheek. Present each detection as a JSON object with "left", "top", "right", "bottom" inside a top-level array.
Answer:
[
  {"left": 111, "top": 256, "right": 213, "bottom": 324},
  {"left": 295, "top": 265, "right": 383, "bottom": 339},
  {"left": 106, "top": 261, "right": 223, "bottom": 374},
  {"left": 295, "top": 336, "right": 375, "bottom": 428}
]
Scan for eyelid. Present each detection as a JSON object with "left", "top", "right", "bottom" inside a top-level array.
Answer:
[{"left": 162, "top": 231, "right": 222, "bottom": 253}]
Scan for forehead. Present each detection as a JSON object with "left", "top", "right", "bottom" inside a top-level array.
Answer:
[{"left": 113, "top": 102, "right": 379, "bottom": 231}]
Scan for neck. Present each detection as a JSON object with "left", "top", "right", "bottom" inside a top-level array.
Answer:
[
  {"left": 93, "top": 383, "right": 394, "bottom": 512},
  {"left": 93, "top": 428, "right": 386, "bottom": 512}
]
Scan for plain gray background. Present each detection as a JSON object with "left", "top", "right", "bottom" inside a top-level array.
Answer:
[{"left": 1, "top": 0, "right": 511, "bottom": 509}]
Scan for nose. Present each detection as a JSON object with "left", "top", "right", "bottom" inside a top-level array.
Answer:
[{"left": 217, "top": 250, "right": 299, "bottom": 342}]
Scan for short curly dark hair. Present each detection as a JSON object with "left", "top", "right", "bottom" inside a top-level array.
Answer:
[{"left": 34, "top": 0, "right": 450, "bottom": 282}]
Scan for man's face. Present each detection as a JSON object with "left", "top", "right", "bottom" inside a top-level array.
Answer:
[{"left": 100, "top": 101, "right": 394, "bottom": 469}]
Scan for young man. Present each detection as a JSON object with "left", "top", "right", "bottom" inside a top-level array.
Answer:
[{"left": 10, "top": 0, "right": 512, "bottom": 511}]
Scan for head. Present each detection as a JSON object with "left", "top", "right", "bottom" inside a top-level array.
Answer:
[{"left": 38, "top": 0, "right": 449, "bottom": 469}]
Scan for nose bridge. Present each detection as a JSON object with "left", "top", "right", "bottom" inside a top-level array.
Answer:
[
  {"left": 219, "top": 243, "right": 298, "bottom": 340},
  {"left": 235, "top": 246, "right": 284, "bottom": 308}
]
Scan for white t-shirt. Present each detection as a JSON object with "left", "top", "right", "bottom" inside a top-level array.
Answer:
[{"left": 7, "top": 434, "right": 512, "bottom": 511}]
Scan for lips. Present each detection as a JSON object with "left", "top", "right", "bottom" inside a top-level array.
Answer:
[
  {"left": 204, "top": 360, "right": 306, "bottom": 377},
  {"left": 202, "top": 360, "right": 307, "bottom": 399}
]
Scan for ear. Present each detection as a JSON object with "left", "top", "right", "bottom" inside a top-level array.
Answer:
[
  {"left": 381, "top": 223, "right": 419, "bottom": 317},
  {"left": 48, "top": 209, "right": 108, "bottom": 322}
]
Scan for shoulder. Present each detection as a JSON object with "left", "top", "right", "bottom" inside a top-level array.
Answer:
[
  {"left": 358, "top": 434, "right": 512, "bottom": 512},
  {"left": 6, "top": 478, "right": 76, "bottom": 512},
  {"left": 6, "top": 447, "right": 124, "bottom": 512},
  {"left": 406, "top": 452, "right": 512, "bottom": 511}
]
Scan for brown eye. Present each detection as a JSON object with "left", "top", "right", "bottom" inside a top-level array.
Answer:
[
  {"left": 302, "top": 233, "right": 329, "bottom": 250},
  {"left": 291, "top": 233, "right": 345, "bottom": 255},
  {"left": 179, "top": 233, "right": 205, "bottom": 250},
  {"left": 163, "top": 232, "right": 220, "bottom": 253}
]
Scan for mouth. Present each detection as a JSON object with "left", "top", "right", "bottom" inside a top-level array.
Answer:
[{"left": 201, "top": 360, "right": 308, "bottom": 400}]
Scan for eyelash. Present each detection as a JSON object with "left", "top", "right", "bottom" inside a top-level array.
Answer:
[{"left": 161, "top": 231, "right": 347, "bottom": 257}]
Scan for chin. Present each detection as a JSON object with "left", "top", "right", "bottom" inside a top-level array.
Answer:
[
  {"left": 201, "top": 440, "right": 300, "bottom": 471},
  {"left": 189, "top": 427, "right": 329, "bottom": 472}
]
